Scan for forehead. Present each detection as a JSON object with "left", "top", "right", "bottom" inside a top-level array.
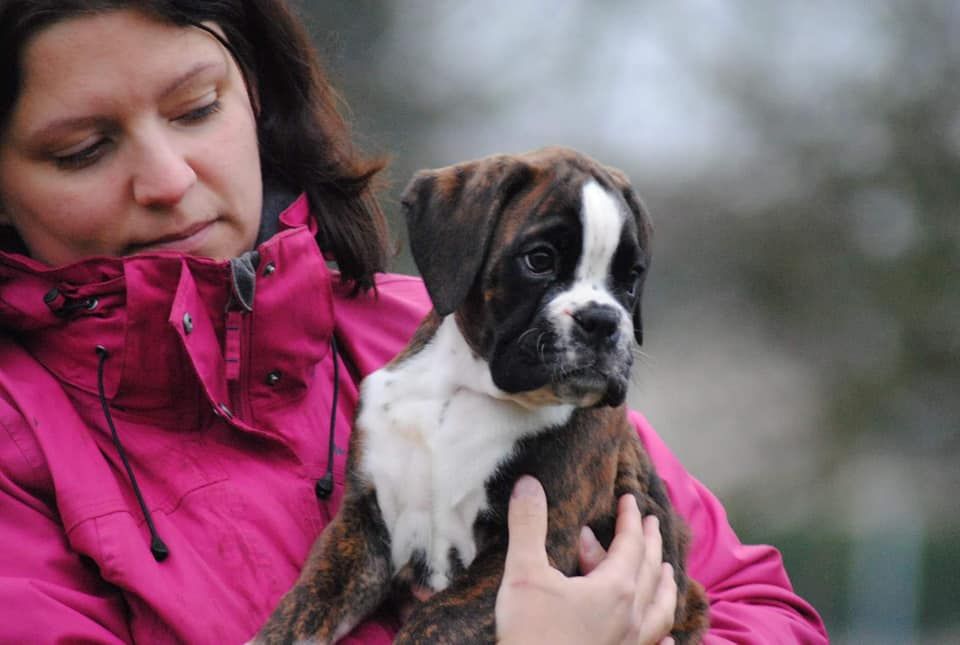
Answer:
[
  {"left": 495, "top": 164, "right": 637, "bottom": 245},
  {"left": 9, "top": 10, "right": 225, "bottom": 134}
]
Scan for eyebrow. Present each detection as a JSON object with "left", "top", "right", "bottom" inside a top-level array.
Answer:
[
  {"left": 25, "top": 60, "right": 227, "bottom": 144},
  {"left": 158, "top": 59, "right": 226, "bottom": 99}
]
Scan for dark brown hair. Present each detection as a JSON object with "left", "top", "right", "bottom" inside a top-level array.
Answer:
[{"left": 0, "top": 0, "right": 389, "bottom": 290}]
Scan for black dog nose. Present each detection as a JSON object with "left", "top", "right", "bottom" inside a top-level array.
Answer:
[{"left": 572, "top": 305, "right": 622, "bottom": 342}]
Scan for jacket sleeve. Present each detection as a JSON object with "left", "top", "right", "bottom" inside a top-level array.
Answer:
[
  {"left": 629, "top": 411, "right": 829, "bottom": 644},
  {"left": 0, "top": 407, "right": 132, "bottom": 644}
]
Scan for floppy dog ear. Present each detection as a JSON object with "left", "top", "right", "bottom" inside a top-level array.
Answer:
[
  {"left": 402, "top": 157, "right": 533, "bottom": 316},
  {"left": 604, "top": 165, "right": 653, "bottom": 346}
]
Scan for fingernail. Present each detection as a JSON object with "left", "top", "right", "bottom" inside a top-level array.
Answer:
[{"left": 512, "top": 475, "right": 540, "bottom": 498}]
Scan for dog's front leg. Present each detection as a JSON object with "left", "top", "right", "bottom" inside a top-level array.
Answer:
[
  {"left": 615, "top": 436, "right": 709, "bottom": 644},
  {"left": 393, "top": 548, "right": 504, "bottom": 645},
  {"left": 254, "top": 490, "right": 392, "bottom": 645}
]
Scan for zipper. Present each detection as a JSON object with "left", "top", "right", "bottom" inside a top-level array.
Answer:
[
  {"left": 225, "top": 307, "right": 255, "bottom": 421},
  {"left": 225, "top": 251, "right": 260, "bottom": 422}
]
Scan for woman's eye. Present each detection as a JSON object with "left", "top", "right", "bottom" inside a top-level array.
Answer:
[
  {"left": 54, "top": 139, "right": 109, "bottom": 170},
  {"left": 176, "top": 99, "right": 222, "bottom": 124},
  {"left": 523, "top": 248, "right": 556, "bottom": 275}
]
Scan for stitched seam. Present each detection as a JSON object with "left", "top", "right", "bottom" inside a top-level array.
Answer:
[{"left": 0, "top": 409, "right": 45, "bottom": 473}]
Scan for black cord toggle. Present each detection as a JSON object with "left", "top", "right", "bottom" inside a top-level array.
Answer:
[
  {"left": 96, "top": 345, "right": 170, "bottom": 562},
  {"left": 315, "top": 475, "right": 334, "bottom": 500},
  {"left": 315, "top": 336, "right": 341, "bottom": 501}
]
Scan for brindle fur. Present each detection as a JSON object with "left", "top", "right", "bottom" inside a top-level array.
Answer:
[
  {"left": 256, "top": 148, "right": 708, "bottom": 643},
  {"left": 257, "top": 365, "right": 708, "bottom": 643}
]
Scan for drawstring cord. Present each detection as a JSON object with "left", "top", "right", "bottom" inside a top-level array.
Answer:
[
  {"left": 95, "top": 345, "right": 170, "bottom": 562},
  {"left": 92, "top": 334, "right": 340, "bottom": 559},
  {"left": 315, "top": 335, "right": 340, "bottom": 500}
]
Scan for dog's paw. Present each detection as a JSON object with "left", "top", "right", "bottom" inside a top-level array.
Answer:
[{"left": 247, "top": 635, "right": 324, "bottom": 645}]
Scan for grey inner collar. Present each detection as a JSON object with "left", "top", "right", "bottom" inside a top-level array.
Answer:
[
  {"left": 256, "top": 181, "right": 300, "bottom": 247},
  {"left": 230, "top": 182, "right": 299, "bottom": 312}
]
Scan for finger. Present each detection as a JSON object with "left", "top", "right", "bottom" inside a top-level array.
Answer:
[
  {"left": 577, "top": 525, "right": 606, "bottom": 574},
  {"left": 635, "top": 515, "right": 663, "bottom": 602},
  {"left": 636, "top": 563, "right": 678, "bottom": 645},
  {"left": 504, "top": 475, "right": 550, "bottom": 577},
  {"left": 593, "top": 494, "right": 644, "bottom": 576}
]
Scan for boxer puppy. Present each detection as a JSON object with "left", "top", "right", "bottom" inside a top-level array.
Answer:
[{"left": 256, "top": 147, "right": 708, "bottom": 644}]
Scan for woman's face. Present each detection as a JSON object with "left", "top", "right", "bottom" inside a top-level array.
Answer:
[{"left": 0, "top": 9, "right": 263, "bottom": 265}]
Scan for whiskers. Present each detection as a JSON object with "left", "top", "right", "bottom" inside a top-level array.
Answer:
[
  {"left": 553, "top": 351, "right": 590, "bottom": 382},
  {"left": 629, "top": 343, "right": 655, "bottom": 390},
  {"left": 631, "top": 344, "right": 654, "bottom": 365},
  {"left": 516, "top": 328, "right": 538, "bottom": 344},
  {"left": 517, "top": 327, "right": 551, "bottom": 364}
]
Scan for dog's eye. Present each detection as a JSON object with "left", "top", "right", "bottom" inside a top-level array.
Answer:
[
  {"left": 522, "top": 247, "right": 557, "bottom": 275},
  {"left": 625, "top": 267, "right": 645, "bottom": 297}
]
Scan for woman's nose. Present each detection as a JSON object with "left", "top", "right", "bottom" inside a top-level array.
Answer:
[{"left": 131, "top": 135, "right": 197, "bottom": 208}]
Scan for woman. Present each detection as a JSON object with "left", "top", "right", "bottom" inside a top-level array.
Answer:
[{"left": 0, "top": 1, "right": 827, "bottom": 643}]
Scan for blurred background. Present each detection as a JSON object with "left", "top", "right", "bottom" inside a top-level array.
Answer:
[{"left": 301, "top": 1, "right": 959, "bottom": 642}]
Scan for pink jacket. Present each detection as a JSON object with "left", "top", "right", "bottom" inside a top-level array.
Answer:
[{"left": 0, "top": 195, "right": 826, "bottom": 644}]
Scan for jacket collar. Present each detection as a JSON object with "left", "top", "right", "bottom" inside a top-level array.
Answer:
[{"left": 0, "top": 194, "right": 334, "bottom": 423}]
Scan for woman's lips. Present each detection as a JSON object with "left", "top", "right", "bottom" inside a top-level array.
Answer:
[{"left": 129, "top": 220, "right": 217, "bottom": 255}]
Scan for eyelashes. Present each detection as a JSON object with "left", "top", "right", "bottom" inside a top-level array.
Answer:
[
  {"left": 53, "top": 98, "right": 223, "bottom": 171},
  {"left": 174, "top": 98, "right": 223, "bottom": 124},
  {"left": 54, "top": 138, "right": 112, "bottom": 170}
]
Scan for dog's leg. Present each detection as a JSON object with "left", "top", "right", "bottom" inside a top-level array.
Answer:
[
  {"left": 393, "top": 488, "right": 586, "bottom": 645},
  {"left": 254, "top": 490, "right": 392, "bottom": 645},
  {"left": 615, "top": 436, "right": 709, "bottom": 644},
  {"left": 394, "top": 548, "right": 504, "bottom": 645}
]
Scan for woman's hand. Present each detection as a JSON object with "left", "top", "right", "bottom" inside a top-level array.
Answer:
[{"left": 495, "top": 476, "right": 677, "bottom": 645}]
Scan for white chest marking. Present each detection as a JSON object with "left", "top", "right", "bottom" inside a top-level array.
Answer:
[
  {"left": 548, "top": 181, "right": 631, "bottom": 353},
  {"left": 358, "top": 317, "right": 574, "bottom": 590}
]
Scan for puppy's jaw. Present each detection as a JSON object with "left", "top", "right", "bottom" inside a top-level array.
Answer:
[{"left": 495, "top": 322, "right": 634, "bottom": 408}]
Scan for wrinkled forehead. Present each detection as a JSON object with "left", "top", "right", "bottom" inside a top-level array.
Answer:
[{"left": 491, "top": 165, "right": 640, "bottom": 252}]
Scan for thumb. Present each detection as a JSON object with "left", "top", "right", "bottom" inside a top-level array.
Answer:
[{"left": 504, "top": 475, "right": 550, "bottom": 577}]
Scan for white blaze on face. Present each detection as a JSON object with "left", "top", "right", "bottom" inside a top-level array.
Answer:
[{"left": 547, "top": 180, "right": 631, "bottom": 356}]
